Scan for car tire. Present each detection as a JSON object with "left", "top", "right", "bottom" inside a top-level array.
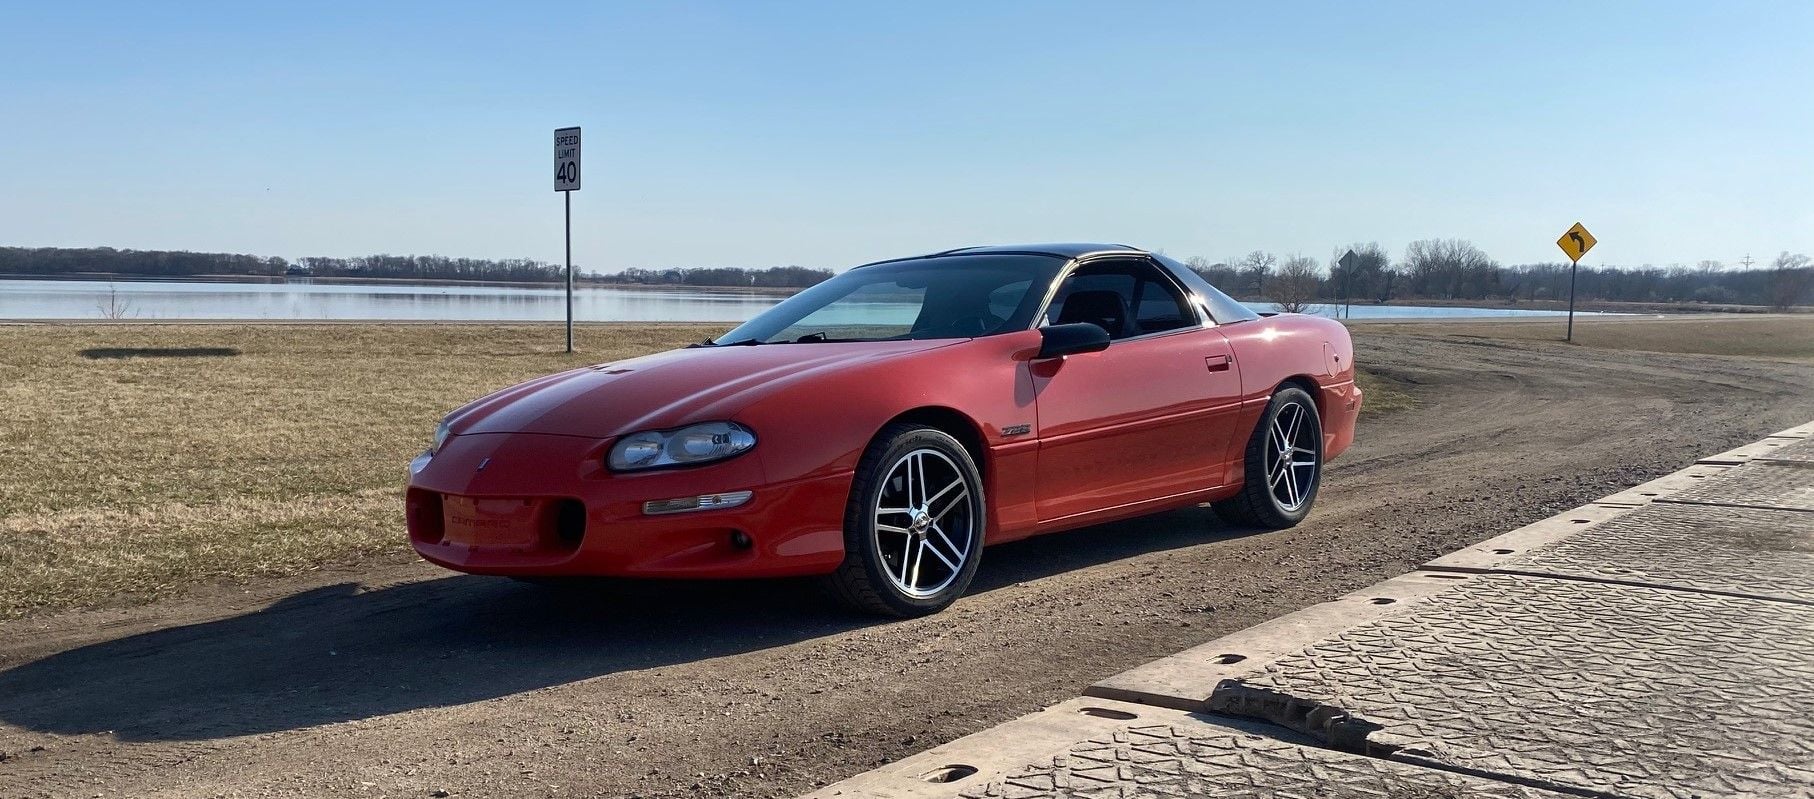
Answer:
[
  {"left": 825, "top": 423, "right": 985, "bottom": 617},
  {"left": 1213, "top": 385, "right": 1323, "bottom": 529}
]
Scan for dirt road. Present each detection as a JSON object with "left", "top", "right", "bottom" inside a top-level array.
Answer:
[{"left": 3, "top": 329, "right": 1810, "bottom": 799}]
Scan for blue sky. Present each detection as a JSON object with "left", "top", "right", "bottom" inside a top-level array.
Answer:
[{"left": 2, "top": 1, "right": 1809, "bottom": 271}]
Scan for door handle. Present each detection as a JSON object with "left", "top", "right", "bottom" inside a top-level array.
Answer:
[{"left": 1205, "top": 354, "right": 1231, "bottom": 372}]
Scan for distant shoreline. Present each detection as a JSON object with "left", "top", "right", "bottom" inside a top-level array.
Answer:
[
  {"left": 1279, "top": 297, "right": 1794, "bottom": 316},
  {"left": 0, "top": 272, "right": 804, "bottom": 295}
]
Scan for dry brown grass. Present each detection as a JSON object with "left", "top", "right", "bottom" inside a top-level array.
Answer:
[
  {"left": 1360, "top": 314, "right": 1814, "bottom": 360},
  {"left": 1354, "top": 369, "right": 1415, "bottom": 415},
  {"left": 0, "top": 323, "right": 724, "bottom": 618}
]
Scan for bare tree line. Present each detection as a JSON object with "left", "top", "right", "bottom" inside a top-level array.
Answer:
[
  {"left": 1186, "top": 241, "right": 1812, "bottom": 311},
  {"left": 596, "top": 266, "right": 832, "bottom": 288},
  {"left": 0, "top": 247, "right": 832, "bottom": 289}
]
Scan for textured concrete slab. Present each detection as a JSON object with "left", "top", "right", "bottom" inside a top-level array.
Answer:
[
  {"left": 1089, "top": 572, "right": 1468, "bottom": 713},
  {"left": 1756, "top": 435, "right": 1814, "bottom": 464},
  {"left": 1424, "top": 502, "right": 1632, "bottom": 572},
  {"left": 1700, "top": 436, "right": 1804, "bottom": 465},
  {"left": 1428, "top": 501, "right": 1814, "bottom": 604},
  {"left": 805, "top": 698, "right": 1569, "bottom": 798},
  {"left": 1660, "top": 461, "right": 1814, "bottom": 512},
  {"left": 1202, "top": 573, "right": 1814, "bottom": 799},
  {"left": 1595, "top": 463, "right": 1732, "bottom": 506},
  {"left": 1772, "top": 421, "right": 1814, "bottom": 439}
]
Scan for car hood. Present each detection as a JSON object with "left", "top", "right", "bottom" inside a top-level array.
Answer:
[{"left": 450, "top": 339, "right": 961, "bottom": 438}]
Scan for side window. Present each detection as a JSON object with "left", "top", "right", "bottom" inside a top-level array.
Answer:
[
  {"left": 1044, "top": 273, "right": 1133, "bottom": 328},
  {"left": 1131, "top": 276, "right": 1193, "bottom": 334},
  {"left": 1046, "top": 261, "right": 1196, "bottom": 339}
]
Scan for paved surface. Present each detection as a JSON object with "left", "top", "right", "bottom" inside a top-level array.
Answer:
[
  {"left": 950, "top": 715, "right": 1574, "bottom": 799},
  {"left": 953, "top": 724, "right": 1570, "bottom": 799},
  {"left": 1662, "top": 462, "right": 1814, "bottom": 511},
  {"left": 1430, "top": 500, "right": 1814, "bottom": 603},
  {"left": 1208, "top": 574, "right": 1814, "bottom": 798},
  {"left": 1594, "top": 464, "right": 1732, "bottom": 506},
  {"left": 815, "top": 424, "right": 1814, "bottom": 799},
  {"left": 808, "top": 699, "right": 1569, "bottom": 799},
  {"left": 1757, "top": 435, "right": 1814, "bottom": 463}
]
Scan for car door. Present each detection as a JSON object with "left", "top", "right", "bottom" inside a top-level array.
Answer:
[{"left": 1030, "top": 258, "right": 1243, "bottom": 524}]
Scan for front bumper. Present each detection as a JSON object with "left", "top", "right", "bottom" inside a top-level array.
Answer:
[{"left": 406, "top": 432, "right": 851, "bottom": 579}]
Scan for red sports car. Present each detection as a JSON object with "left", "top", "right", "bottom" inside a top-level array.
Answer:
[{"left": 407, "top": 244, "right": 1360, "bottom": 616}]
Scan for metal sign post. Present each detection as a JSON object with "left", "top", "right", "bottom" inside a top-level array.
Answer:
[
  {"left": 1555, "top": 222, "right": 1597, "bottom": 342},
  {"left": 1337, "top": 249, "right": 1358, "bottom": 320},
  {"left": 553, "top": 126, "right": 582, "bottom": 352}
]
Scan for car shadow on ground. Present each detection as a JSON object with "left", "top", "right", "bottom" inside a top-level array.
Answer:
[{"left": 0, "top": 506, "right": 1264, "bottom": 742}]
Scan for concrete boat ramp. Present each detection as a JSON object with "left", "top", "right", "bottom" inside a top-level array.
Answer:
[{"left": 808, "top": 421, "right": 1814, "bottom": 798}]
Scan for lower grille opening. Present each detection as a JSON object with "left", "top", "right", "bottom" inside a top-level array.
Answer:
[{"left": 553, "top": 499, "right": 587, "bottom": 549}]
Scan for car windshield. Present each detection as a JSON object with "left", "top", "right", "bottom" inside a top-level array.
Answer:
[{"left": 712, "top": 254, "right": 1066, "bottom": 344}]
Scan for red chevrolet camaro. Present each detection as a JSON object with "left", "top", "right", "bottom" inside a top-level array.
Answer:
[{"left": 407, "top": 244, "right": 1360, "bottom": 616}]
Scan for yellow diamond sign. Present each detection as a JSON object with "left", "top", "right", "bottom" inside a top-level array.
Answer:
[{"left": 1557, "top": 222, "right": 1596, "bottom": 263}]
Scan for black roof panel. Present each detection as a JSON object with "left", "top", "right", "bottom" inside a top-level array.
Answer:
[
  {"left": 934, "top": 242, "right": 1142, "bottom": 258},
  {"left": 853, "top": 243, "right": 1148, "bottom": 270}
]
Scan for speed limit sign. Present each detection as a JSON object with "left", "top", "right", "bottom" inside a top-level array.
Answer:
[
  {"left": 553, "top": 127, "right": 581, "bottom": 192},
  {"left": 553, "top": 126, "right": 581, "bottom": 352}
]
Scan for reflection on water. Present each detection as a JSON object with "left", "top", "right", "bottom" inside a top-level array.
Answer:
[
  {"left": 0, "top": 279, "right": 783, "bottom": 322},
  {"left": 0, "top": 278, "right": 1608, "bottom": 322}
]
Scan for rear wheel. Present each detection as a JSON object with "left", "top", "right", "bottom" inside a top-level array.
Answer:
[
  {"left": 825, "top": 423, "right": 984, "bottom": 617},
  {"left": 1213, "top": 386, "right": 1323, "bottom": 529}
]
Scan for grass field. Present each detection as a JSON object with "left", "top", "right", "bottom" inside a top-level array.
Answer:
[
  {"left": 1360, "top": 314, "right": 1814, "bottom": 360},
  {"left": 0, "top": 324, "right": 723, "bottom": 618},
  {"left": 1353, "top": 368, "right": 1414, "bottom": 415}
]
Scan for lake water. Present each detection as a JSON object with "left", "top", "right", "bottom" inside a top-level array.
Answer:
[{"left": 0, "top": 278, "right": 1605, "bottom": 322}]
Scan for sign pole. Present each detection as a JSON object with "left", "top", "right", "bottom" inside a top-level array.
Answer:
[
  {"left": 553, "top": 126, "right": 582, "bottom": 353},
  {"left": 565, "top": 191, "right": 573, "bottom": 353},
  {"left": 1337, "top": 249, "right": 1358, "bottom": 321},
  {"left": 1565, "top": 256, "right": 1578, "bottom": 343}
]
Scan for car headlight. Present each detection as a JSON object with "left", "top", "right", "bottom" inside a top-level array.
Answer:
[
  {"left": 432, "top": 419, "right": 453, "bottom": 454},
  {"left": 608, "top": 421, "right": 756, "bottom": 471}
]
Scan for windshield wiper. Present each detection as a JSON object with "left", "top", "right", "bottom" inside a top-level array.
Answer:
[
  {"left": 694, "top": 334, "right": 851, "bottom": 346},
  {"left": 693, "top": 337, "right": 764, "bottom": 347}
]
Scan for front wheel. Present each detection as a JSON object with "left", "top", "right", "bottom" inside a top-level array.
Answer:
[
  {"left": 825, "top": 423, "right": 985, "bottom": 617},
  {"left": 1213, "top": 386, "right": 1323, "bottom": 529}
]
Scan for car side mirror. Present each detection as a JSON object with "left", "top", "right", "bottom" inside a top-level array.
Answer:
[{"left": 1037, "top": 323, "right": 1111, "bottom": 359}]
